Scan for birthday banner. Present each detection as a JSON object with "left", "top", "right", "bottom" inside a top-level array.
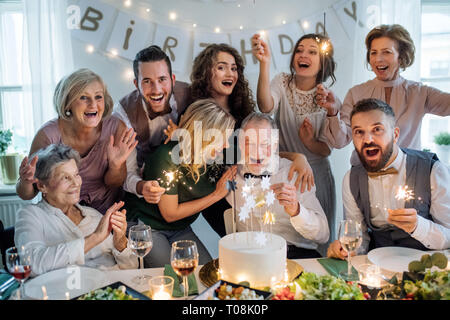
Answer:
[{"left": 70, "top": 0, "right": 381, "bottom": 73}]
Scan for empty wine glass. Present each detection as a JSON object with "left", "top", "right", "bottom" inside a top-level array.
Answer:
[
  {"left": 6, "top": 246, "right": 32, "bottom": 300},
  {"left": 170, "top": 240, "right": 198, "bottom": 300},
  {"left": 338, "top": 220, "right": 362, "bottom": 282},
  {"left": 128, "top": 224, "right": 153, "bottom": 285}
]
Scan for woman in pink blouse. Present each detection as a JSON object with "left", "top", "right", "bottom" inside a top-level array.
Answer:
[
  {"left": 321, "top": 24, "right": 450, "bottom": 151},
  {"left": 16, "top": 69, "right": 138, "bottom": 214}
]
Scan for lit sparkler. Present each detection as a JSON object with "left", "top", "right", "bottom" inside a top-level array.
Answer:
[
  {"left": 395, "top": 185, "right": 415, "bottom": 201},
  {"left": 157, "top": 170, "right": 182, "bottom": 191}
]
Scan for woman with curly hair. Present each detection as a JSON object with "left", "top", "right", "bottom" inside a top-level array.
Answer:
[{"left": 190, "top": 43, "right": 255, "bottom": 126}]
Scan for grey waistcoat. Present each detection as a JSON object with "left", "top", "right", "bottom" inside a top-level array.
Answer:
[{"left": 349, "top": 148, "right": 439, "bottom": 250}]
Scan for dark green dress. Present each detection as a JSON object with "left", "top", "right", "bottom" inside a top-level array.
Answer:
[{"left": 124, "top": 141, "right": 223, "bottom": 231}]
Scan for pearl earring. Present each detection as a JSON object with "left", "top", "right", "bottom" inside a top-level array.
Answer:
[{"left": 65, "top": 110, "right": 72, "bottom": 117}]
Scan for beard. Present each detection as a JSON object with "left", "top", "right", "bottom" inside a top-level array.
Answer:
[{"left": 357, "top": 140, "right": 394, "bottom": 172}]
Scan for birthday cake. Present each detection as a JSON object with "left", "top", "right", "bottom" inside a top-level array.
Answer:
[{"left": 218, "top": 231, "right": 287, "bottom": 288}]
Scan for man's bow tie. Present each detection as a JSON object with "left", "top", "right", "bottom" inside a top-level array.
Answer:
[
  {"left": 244, "top": 173, "right": 271, "bottom": 179},
  {"left": 367, "top": 167, "right": 398, "bottom": 178}
]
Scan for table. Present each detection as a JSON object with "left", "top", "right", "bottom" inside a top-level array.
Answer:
[{"left": 21, "top": 255, "right": 371, "bottom": 300}]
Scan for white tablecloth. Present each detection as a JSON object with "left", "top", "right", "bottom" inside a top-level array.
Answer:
[{"left": 22, "top": 255, "right": 370, "bottom": 300}]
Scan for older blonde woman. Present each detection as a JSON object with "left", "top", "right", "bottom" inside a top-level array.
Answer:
[
  {"left": 124, "top": 99, "right": 237, "bottom": 267},
  {"left": 16, "top": 69, "right": 138, "bottom": 214},
  {"left": 14, "top": 144, "right": 138, "bottom": 276},
  {"left": 321, "top": 24, "right": 450, "bottom": 150}
]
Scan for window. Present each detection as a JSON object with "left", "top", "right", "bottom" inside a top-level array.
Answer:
[
  {"left": 420, "top": 1, "right": 450, "bottom": 153},
  {"left": 0, "top": 1, "right": 30, "bottom": 153}
]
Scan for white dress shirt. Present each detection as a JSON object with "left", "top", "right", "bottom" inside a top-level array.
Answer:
[
  {"left": 226, "top": 157, "right": 329, "bottom": 249},
  {"left": 343, "top": 149, "right": 450, "bottom": 253},
  {"left": 113, "top": 94, "right": 179, "bottom": 196},
  {"left": 14, "top": 200, "right": 138, "bottom": 276}
]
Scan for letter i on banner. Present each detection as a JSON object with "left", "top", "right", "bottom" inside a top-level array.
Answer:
[
  {"left": 71, "top": 0, "right": 116, "bottom": 48},
  {"left": 106, "top": 11, "right": 153, "bottom": 60}
]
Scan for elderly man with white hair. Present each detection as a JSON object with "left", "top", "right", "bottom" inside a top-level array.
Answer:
[
  {"left": 225, "top": 112, "right": 329, "bottom": 258},
  {"left": 14, "top": 144, "right": 138, "bottom": 276}
]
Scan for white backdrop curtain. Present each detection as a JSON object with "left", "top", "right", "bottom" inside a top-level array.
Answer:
[{"left": 22, "top": 0, "right": 74, "bottom": 146}]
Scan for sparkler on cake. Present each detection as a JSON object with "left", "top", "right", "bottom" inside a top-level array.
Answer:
[{"left": 237, "top": 175, "right": 276, "bottom": 246}]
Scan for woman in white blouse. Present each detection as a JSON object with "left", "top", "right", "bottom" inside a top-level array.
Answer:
[
  {"left": 251, "top": 33, "right": 338, "bottom": 248},
  {"left": 14, "top": 144, "right": 138, "bottom": 276}
]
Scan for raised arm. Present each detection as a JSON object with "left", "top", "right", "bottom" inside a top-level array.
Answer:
[
  {"left": 251, "top": 34, "right": 275, "bottom": 113},
  {"left": 16, "top": 130, "right": 51, "bottom": 200}
]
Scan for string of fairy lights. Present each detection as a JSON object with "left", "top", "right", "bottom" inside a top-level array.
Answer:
[
  {"left": 81, "top": 0, "right": 327, "bottom": 80},
  {"left": 118, "top": 0, "right": 302, "bottom": 34}
]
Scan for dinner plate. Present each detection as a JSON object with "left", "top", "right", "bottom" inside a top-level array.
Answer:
[
  {"left": 24, "top": 266, "right": 108, "bottom": 300},
  {"left": 368, "top": 247, "right": 430, "bottom": 273}
]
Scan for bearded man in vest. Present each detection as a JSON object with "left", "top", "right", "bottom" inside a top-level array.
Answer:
[
  {"left": 113, "top": 45, "right": 191, "bottom": 204},
  {"left": 327, "top": 98, "right": 450, "bottom": 259}
]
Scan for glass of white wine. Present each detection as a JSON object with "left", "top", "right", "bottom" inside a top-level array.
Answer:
[
  {"left": 170, "top": 240, "right": 198, "bottom": 300},
  {"left": 338, "top": 220, "right": 362, "bottom": 282},
  {"left": 128, "top": 224, "right": 153, "bottom": 285}
]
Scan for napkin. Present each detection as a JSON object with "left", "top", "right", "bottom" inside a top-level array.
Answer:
[
  {"left": 317, "top": 258, "right": 358, "bottom": 278},
  {"left": 164, "top": 264, "right": 198, "bottom": 297},
  {"left": 0, "top": 273, "right": 19, "bottom": 300}
]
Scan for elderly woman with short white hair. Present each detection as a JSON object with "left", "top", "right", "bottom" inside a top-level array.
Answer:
[{"left": 14, "top": 144, "right": 138, "bottom": 276}]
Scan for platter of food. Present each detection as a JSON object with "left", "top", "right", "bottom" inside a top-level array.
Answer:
[
  {"left": 194, "top": 280, "right": 272, "bottom": 300},
  {"left": 74, "top": 282, "right": 150, "bottom": 300}
]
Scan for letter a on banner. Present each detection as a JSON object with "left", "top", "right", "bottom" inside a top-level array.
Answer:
[
  {"left": 266, "top": 23, "right": 303, "bottom": 71},
  {"left": 107, "top": 11, "right": 153, "bottom": 60},
  {"left": 71, "top": 0, "right": 116, "bottom": 48},
  {"left": 153, "top": 24, "right": 190, "bottom": 73}
]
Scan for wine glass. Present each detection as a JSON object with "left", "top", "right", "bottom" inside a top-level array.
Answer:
[
  {"left": 128, "top": 224, "right": 153, "bottom": 285},
  {"left": 338, "top": 220, "right": 362, "bottom": 282},
  {"left": 170, "top": 240, "right": 199, "bottom": 300},
  {"left": 6, "top": 246, "right": 32, "bottom": 300}
]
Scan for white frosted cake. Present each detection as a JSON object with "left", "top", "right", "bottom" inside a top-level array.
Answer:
[{"left": 218, "top": 231, "right": 287, "bottom": 288}]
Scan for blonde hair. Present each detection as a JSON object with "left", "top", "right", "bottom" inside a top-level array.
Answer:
[
  {"left": 365, "top": 24, "right": 415, "bottom": 71},
  {"left": 53, "top": 68, "right": 114, "bottom": 121},
  {"left": 177, "top": 99, "right": 235, "bottom": 183}
]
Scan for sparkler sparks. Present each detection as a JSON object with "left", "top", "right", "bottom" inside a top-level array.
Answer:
[
  {"left": 157, "top": 170, "right": 182, "bottom": 191},
  {"left": 395, "top": 185, "right": 415, "bottom": 201}
]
